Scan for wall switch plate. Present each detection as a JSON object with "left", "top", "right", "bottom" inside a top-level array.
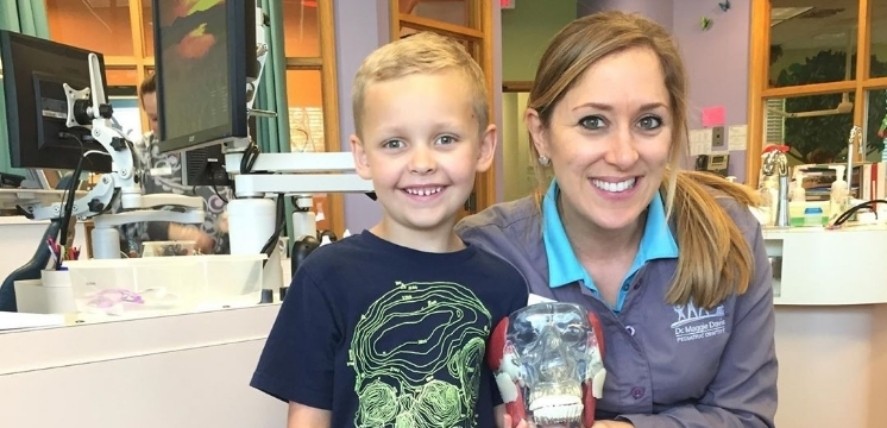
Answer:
[{"left": 711, "top": 126, "right": 725, "bottom": 149}]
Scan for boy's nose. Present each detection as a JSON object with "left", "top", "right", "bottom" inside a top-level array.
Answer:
[{"left": 409, "top": 146, "right": 436, "bottom": 175}]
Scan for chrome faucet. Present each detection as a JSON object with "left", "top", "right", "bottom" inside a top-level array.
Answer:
[{"left": 761, "top": 149, "right": 790, "bottom": 227}]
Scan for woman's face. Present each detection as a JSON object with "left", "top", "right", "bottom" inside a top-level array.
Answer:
[{"left": 527, "top": 46, "right": 672, "bottom": 234}]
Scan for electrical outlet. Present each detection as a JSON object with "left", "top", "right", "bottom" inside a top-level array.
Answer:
[{"left": 711, "top": 126, "right": 725, "bottom": 149}]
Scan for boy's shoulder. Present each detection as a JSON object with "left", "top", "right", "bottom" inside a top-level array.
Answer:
[
  {"left": 464, "top": 242, "right": 529, "bottom": 301},
  {"left": 297, "top": 232, "right": 377, "bottom": 271}
]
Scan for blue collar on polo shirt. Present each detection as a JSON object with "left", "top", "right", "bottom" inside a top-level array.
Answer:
[{"left": 542, "top": 180, "right": 679, "bottom": 312}]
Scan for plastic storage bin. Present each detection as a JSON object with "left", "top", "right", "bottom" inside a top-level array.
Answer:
[{"left": 64, "top": 254, "right": 266, "bottom": 317}]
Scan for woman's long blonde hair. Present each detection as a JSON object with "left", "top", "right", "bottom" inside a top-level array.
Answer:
[{"left": 528, "top": 11, "right": 758, "bottom": 308}]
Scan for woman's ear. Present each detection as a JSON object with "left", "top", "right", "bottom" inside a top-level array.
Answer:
[{"left": 525, "top": 108, "right": 549, "bottom": 160}]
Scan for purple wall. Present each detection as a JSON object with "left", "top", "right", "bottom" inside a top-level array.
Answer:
[
  {"left": 337, "top": 1, "right": 754, "bottom": 231},
  {"left": 673, "top": 2, "right": 751, "bottom": 181},
  {"left": 578, "top": 0, "right": 673, "bottom": 30},
  {"left": 334, "top": 0, "right": 389, "bottom": 233}
]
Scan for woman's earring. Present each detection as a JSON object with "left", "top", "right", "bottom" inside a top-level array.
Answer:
[{"left": 537, "top": 155, "right": 551, "bottom": 166}]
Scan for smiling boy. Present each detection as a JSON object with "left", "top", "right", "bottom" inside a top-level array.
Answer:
[{"left": 250, "top": 32, "right": 528, "bottom": 428}]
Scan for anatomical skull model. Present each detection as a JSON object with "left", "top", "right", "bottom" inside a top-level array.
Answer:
[{"left": 488, "top": 302, "right": 606, "bottom": 427}]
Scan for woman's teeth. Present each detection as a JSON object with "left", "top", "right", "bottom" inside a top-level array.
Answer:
[
  {"left": 592, "top": 178, "right": 636, "bottom": 192},
  {"left": 405, "top": 187, "right": 442, "bottom": 196}
]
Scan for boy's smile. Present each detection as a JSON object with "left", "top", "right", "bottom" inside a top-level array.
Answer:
[{"left": 351, "top": 70, "right": 495, "bottom": 251}]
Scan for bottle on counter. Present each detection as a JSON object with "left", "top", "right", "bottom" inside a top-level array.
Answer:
[
  {"left": 829, "top": 165, "right": 850, "bottom": 222},
  {"left": 759, "top": 175, "right": 779, "bottom": 226},
  {"left": 789, "top": 170, "right": 807, "bottom": 227},
  {"left": 804, "top": 206, "right": 824, "bottom": 227}
]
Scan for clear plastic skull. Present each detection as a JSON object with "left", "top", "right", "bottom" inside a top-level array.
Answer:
[{"left": 489, "top": 302, "right": 606, "bottom": 427}]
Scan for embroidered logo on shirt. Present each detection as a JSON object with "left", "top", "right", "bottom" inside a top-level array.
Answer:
[{"left": 670, "top": 302, "right": 726, "bottom": 342}]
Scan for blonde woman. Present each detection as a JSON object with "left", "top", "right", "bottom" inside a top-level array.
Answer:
[{"left": 458, "top": 11, "right": 777, "bottom": 427}]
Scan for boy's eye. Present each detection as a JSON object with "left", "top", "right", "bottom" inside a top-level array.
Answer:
[
  {"left": 435, "top": 135, "right": 457, "bottom": 145},
  {"left": 382, "top": 139, "right": 405, "bottom": 149},
  {"left": 638, "top": 115, "right": 663, "bottom": 130},
  {"left": 578, "top": 116, "right": 605, "bottom": 130}
]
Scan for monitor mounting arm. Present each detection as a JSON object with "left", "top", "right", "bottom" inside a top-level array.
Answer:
[{"left": 219, "top": 8, "right": 372, "bottom": 291}]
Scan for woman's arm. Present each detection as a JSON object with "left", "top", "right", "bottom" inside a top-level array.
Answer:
[
  {"left": 167, "top": 222, "right": 214, "bottom": 253},
  {"left": 616, "top": 225, "right": 777, "bottom": 427}
]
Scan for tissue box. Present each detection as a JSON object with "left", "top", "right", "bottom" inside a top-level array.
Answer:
[{"left": 64, "top": 254, "right": 265, "bottom": 316}]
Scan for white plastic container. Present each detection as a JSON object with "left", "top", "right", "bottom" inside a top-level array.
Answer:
[
  {"left": 200, "top": 255, "right": 267, "bottom": 309},
  {"left": 829, "top": 165, "right": 850, "bottom": 220},
  {"left": 65, "top": 254, "right": 266, "bottom": 317},
  {"left": 789, "top": 171, "right": 807, "bottom": 227}
]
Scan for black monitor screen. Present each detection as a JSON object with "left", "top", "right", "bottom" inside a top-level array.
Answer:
[
  {"left": 0, "top": 31, "right": 111, "bottom": 172},
  {"left": 153, "top": 0, "right": 255, "bottom": 153}
]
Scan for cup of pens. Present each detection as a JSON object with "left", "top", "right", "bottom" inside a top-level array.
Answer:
[
  {"left": 46, "top": 237, "right": 81, "bottom": 272},
  {"left": 34, "top": 237, "right": 80, "bottom": 313}
]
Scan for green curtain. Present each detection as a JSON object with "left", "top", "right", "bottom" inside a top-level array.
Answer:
[
  {"left": 256, "top": 0, "right": 290, "bottom": 154},
  {"left": 0, "top": 0, "right": 49, "bottom": 176},
  {"left": 255, "top": 0, "right": 296, "bottom": 241}
]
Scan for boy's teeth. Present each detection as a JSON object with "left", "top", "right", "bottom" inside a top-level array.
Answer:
[
  {"left": 592, "top": 178, "right": 636, "bottom": 192},
  {"left": 405, "top": 187, "right": 442, "bottom": 196}
]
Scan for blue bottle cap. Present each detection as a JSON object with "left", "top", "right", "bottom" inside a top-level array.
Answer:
[{"left": 804, "top": 207, "right": 823, "bottom": 214}]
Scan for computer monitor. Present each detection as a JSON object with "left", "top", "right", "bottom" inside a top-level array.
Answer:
[
  {"left": 0, "top": 30, "right": 111, "bottom": 172},
  {"left": 153, "top": 0, "right": 258, "bottom": 154},
  {"left": 182, "top": 144, "right": 227, "bottom": 186}
]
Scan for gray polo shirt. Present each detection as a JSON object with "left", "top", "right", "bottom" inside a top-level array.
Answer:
[{"left": 455, "top": 192, "right": 777, "bottom": 427}]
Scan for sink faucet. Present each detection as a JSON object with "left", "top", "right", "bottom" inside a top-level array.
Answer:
[{"left": 762, "top": 148, "right": 790, "bottom": 227}]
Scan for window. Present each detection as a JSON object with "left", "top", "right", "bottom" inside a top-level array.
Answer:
[
  {"left": 46, "top": 0, "right": 345, "bottom": 234},
  {"left": 748, "top": 0, "right": 887, "bottom": 185},
  {"left": 282, "top": 0, "right": 341, "bottom": 233}
]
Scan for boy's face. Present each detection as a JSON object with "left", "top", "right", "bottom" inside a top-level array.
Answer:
[{"left": 351, "top": 70, "right": 496, "bottom": 237}]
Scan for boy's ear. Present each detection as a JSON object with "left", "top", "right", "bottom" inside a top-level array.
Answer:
[
  {"left": 476, "top": 123, "right": 497, "bottom": 173},
  {"left": 525, "top": 108, "right": 549, "bottom": 161},
  {"left": 350, "top": 134, "right": 372, "bottom": 179}
]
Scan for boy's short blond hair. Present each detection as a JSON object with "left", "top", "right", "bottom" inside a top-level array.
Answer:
[{"left": 351, "top": 32, "right": 489, "bottom": 137}]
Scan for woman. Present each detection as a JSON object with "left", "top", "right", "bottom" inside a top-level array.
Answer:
[{"left": 458, "top": 11, "right": 777, "bottom": 428}]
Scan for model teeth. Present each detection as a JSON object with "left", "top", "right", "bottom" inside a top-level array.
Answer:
[
  {"left": 592, "top": 178, "right": 636, "bottom": 192},
  {"left": 405, "top": 187, "right": 442, "bottom": 196},
  {"left": 528, "top": 394, "right": 583, "bottom": 424}
]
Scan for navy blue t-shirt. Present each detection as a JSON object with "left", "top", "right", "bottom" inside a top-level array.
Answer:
[{"left": 251, "top": 230, "right": 528, "bottom": 427}]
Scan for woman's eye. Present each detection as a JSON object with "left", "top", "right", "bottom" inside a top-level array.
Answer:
[
  {"left": 382, "top": 139, "right": 405, "bottom": 149},
  {"left": 436, "top": 135, "right": 457, "bottom": 145},
  {"left": 638, "top": 115, "right": 663, "bottom": 130},
  {"left": 579, "top": 116, "right": 605, "bottom": 130}
]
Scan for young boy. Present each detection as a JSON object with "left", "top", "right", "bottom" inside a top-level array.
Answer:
[{"left": 250, "top": 32, "right": 528, "bottom": 427}]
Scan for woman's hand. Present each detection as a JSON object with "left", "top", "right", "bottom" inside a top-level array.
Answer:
[
  {"left": 500, "top": 413, "right": 530, "bottom": 428},
  {"left": 501, "top": 413, "right": 632, "bottom": 428},
  {"left": 591, "top": 421, "right": 633, "bottom": 428},
  {"left": 168, "top": 223, "right": 214, "bottom": 254}
]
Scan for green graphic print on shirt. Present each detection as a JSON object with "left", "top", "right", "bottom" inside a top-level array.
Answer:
[{"left": 347, "top": 281, "right": 492, "bottom": 428}]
